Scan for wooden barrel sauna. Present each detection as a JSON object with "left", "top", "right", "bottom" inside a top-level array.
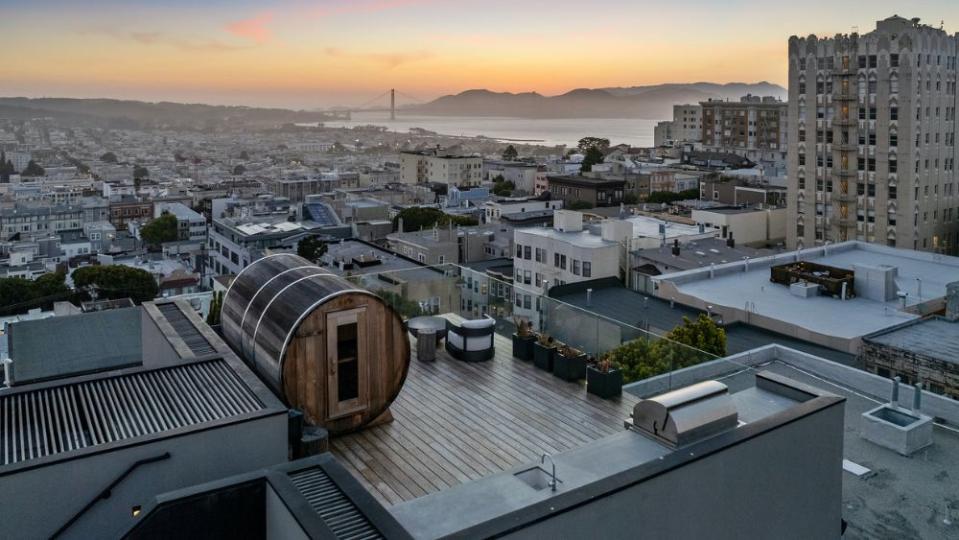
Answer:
[{"left": 221, "top": 253, "right": 410, "bottom": 433}]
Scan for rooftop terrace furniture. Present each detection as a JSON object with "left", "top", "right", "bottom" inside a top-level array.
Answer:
[
  {"left": 446, "top": 315, "right": 496, "bottom": 362},
  {"left": 408, "top": 315, "right": 448, "bottom": 346}
]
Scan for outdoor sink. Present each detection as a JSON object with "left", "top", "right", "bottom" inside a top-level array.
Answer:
[{"left": 514, "top": 466, "right": 560, "bottom": 491}]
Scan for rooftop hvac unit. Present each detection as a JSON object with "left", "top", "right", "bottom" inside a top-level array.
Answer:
[{"left": 630, "top": 380, "right": 738, "bottom": 448}]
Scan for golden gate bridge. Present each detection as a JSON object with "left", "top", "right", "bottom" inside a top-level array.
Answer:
[{"left": 326, "top": 89, "right": 425, "bottom": 120}]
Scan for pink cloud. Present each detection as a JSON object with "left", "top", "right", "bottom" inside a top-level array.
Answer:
[
  {"left": 310, "top": 0, "right": 438, "bottom": 18},
  {"left": 226, "top": 12, "right": 273, "bottom": 44}
]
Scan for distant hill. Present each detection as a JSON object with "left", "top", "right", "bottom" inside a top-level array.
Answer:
[
  {"left": 410, "top": 82, "right": 787, "bottom": 120},
  {"left": 0, "top": 97, "right": 339, "bottom": 129}
]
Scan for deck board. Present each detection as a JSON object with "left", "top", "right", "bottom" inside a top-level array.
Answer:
[{"left": 330, "top": 319, "right": 638, "bottom": 505}]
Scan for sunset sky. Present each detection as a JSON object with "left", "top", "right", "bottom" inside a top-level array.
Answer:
[{"left": 3, "top": 0, "right": 959, "bottom": 109}]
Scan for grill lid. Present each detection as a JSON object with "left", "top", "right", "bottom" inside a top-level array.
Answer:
[{"left": 632, "top": 380, "right": 738, "bottom": 448}]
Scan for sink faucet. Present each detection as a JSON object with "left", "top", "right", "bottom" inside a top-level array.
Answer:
[{"left": 541, "top": 453, "right": 557, "bottom": 491}]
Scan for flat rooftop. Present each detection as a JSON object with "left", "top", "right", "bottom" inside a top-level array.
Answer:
[
  {"left": 549, "top": 279, "right": 857, "bottom": 365},
  {"left": 6, "top": 307, "right": 142, "bottom": 385},
  {"left": 715, "top": 361, "right": 959, "bottom": 540},
  {"left": 658, "top": 242, "right": 959, "bottom": 339},
  {"left": 635, "top": 237, "right": 771, "bottom": 271},
  {"left": 330, "top": 319, "right": 639, "bottom": 505},
  {"left": 865, "top": 317, "right": 959, "bottom": 364}
]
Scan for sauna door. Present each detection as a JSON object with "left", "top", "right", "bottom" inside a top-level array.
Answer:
[{"left": 326, "top": 307, "right": 369, "bottom": 419}]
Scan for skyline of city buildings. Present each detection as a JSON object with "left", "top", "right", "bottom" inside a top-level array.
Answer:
[{"left": 0, "top": 10, "right": 957, "bottom": 540}]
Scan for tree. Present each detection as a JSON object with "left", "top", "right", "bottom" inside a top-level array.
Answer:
[
  {"left": 665, "top": 314, "right": 727, "bottom": 358},
  {"left": 501, "top": 145, "right": 518, "bottom": 161},
  {"left": 579, "top": 146, "right": 604, "bottom": 172},
  {"left": 100, "top": 152, "right": 118, "bottom": 163},
  {"left": 0, "top": 271, "right": 71, "bottom": 316},
  {"left": 133, "top": 165, "right": 149, "bottom": 179},
  {"left": 577, "top": 136, "right": 610, "bottom": 154},
  {"left": 21, "top": 160, "right": 44, "bottom": 177},
  {"left": 375, "top": 289, "right": 424, "bottom": 320},
  {"left": 622, "top": 193, "right": 639, "bottom": 204},
  {"left": 392, "top": 207, "right": 477, "bottom": 232},
  {"left": 232, "top": 164, "right": 246, "bottom": 175},
  {"left": 297, "top": 236, "right": 328, "bottom": 262},
  {"left": 645, "top": 189, "right": 699, "bottom": 205},
  {"left": 206, "top": 291, "right": 223, "bottom": 326},
  {"left": 603, "top": 314, "right": 725, "bottom": 383},
  {"left": 568, "top": 200, "right": 594, "bottom": 210},
  {"left": 491, "top": 175, "right": 515, "bottom": 196},
  {"left": 239, "top": 150, "right": 250, "bottom": 160},
  {"left": 140, "top": 213, "right": 178, "bottom": 247},
  {"left": 0, "top": 151, "right": 12, "bottom": 182},
  {"left": 72, "top": 265, "right": 158, "bottom": 304}
]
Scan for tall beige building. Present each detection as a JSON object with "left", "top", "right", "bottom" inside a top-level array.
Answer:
[
  {"left": 787, "top": 15, "right": 959, "bottom": 253},
  {"left": 399, "top": 150, "right": 483, "bottom": 186}
]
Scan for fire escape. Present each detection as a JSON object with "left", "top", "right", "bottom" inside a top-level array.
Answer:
[{"left": 833, "top": 56, "right": 858, "bottom": 242}]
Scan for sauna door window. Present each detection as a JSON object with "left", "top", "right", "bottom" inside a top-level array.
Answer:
[{"left": 327, "top": 308, "right": 368, "bottom": 418}]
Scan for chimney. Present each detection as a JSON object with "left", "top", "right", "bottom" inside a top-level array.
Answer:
[
  {"left": 672, "top": 239, "right": 680, "bottom": 256},
  {"left": 726, "top": 232, "right": 735, "bottom": 249},
  {"left": 946, "top": 281, "right": 959, "bottom": 320}
]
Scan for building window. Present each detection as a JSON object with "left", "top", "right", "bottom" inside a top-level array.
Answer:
[{"left": 582, "top": 261, "right": 591, "bottom": 278}]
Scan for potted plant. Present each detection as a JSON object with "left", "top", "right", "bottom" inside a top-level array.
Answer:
[
  {"left": 587, "top": 354, "right": 623, "bottom": 399},
  {"left": 553, "top": 344, "right": 587, "bottom": 381},
  {"left": 511, "top": 317, "right": 536, "bottom": 361},
  {"left": 533, "top": 333, "right": 557, "bottom": 371}
]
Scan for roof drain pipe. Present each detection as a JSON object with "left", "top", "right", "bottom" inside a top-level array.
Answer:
[
  {"left": 1, "top": 357, "right": 11, "bottom": 387},
  {"left": 891, "top": 376, "right": 901, "bottom": 405},
  {"left": 913, "top": 381, "right": 923, "bottom": 412}
]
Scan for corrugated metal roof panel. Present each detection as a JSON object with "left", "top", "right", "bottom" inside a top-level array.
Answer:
[
  {"left": 0, "top": 360, "right": 263, "bottom": 467},
  {"left": 157, "top": 303, "right": 216, "bottom": 357},
  {"left": 289, "top": 466, "right": 383, "bottom": 540}
]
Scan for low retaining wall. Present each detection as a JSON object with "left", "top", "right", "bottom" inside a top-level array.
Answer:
[{"left": 624, "top": 344, "right": 959, "bottom": 426}]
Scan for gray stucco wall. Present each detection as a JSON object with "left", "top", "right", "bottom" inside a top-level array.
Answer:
[
  {"left": 0, "top": 414, "right": 286, "bottom": 540},
  {"left": 503, "top": 402, "right": 845, "bottom": 540},
  {"left": 266, "top": 484, "right": 310, "bottom": 540}
]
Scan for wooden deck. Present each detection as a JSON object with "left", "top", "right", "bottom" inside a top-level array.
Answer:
[{"left": 330, "top": 321, "right": 639, "bottom": 505}]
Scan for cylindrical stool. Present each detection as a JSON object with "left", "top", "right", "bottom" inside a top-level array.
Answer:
[{"left": 417, "top": 328, "right": 437, "bottom": 362}]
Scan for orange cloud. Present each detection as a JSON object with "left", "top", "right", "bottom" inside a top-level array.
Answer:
[
  {"left": 325, "top": 47, "right": 433, "bottom": 69},
  {"left": 226, "top": 12, "right": 273, "bottom": 44}
]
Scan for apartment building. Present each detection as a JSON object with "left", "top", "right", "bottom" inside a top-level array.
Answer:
[
  {"left": 109, "top": 196, "right": 153, "bottom": 229},
  {"left": 483, "top": 160, "right": 539, "bottom": 194},
  {"left": 788, "top": 15, "right": 959, "bottom": 253},
  {"left": 701, "top": 95, "right": 788, "bottom": 170},
  {"left": 154, "top": 202, "right": 207, "bottom": 242},
  {"left": 0, "top": 203, "right": 85, "bottom": 240},
  {"left": 653, "top": 104, "right": 703, "bottom": 147},
  {"left": 267, "top": 173, "right": 361, "bottom": 203},
  {"left": 546, "top": 175, "right": 626, "bottom": 207},
  {"left": 399, "top": 150, "right": 483, "bottom": 186}
]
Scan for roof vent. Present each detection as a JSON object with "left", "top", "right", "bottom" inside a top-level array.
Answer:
[{"left": 631, "top": 381, "right": 738, "bottom": 448}]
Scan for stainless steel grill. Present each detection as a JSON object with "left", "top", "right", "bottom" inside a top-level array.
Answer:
[
  {"left": 289, "top": 466, "right": 383, "bottom": 540},
  {"left": 1, "top": 360, "right": 263, "bottom": 466}
]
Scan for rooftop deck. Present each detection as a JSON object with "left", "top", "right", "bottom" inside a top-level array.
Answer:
[{"left": 330, "top": 321, "right": 638, "bottom": 505}]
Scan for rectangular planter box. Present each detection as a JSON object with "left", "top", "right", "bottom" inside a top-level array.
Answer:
[
  {"left": 553, "top": 352, "right": 587, "bottom": 381},
  {"left": 587, "top": 367, "right": 623, "bottom": 399},
  {"left": 533, "top": 342, "right": 555, "bottom": 371},
  {"left": 512, "top": 334, "right": 535, "bottom": 361}
]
